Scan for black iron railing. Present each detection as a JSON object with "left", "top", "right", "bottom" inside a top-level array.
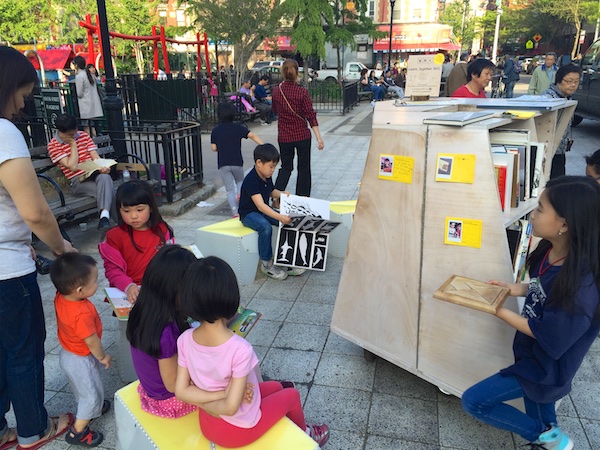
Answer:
[{"left": 106, "top": 120, "right": 203, "bottom": 203}]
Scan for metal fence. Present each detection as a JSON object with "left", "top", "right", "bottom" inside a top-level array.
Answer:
[{"left": 106, "top": 120, "right": 203, "bottom": 203}]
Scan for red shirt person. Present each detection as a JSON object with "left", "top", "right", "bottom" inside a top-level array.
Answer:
[
  {"left": 271, "top": 59, "right": 324, "bottom": 197},
  {"left": 452, "top": 58, "right": 496, "bottom": 99}
]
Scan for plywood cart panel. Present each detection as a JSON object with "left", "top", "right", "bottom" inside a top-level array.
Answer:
[{"left": 331, "top": 99, "right": 577, "bottom": 395}]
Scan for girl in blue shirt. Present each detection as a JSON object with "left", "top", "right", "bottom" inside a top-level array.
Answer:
[{"left": 462, "top": 176, "right": 600, "bottom": 450}]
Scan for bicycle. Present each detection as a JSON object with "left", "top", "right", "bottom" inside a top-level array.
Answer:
[{"left": 490, "top": 74, "right": 505, "bottom": 98}]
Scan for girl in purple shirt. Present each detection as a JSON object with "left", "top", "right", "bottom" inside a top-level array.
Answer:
[{"left": 126, "top": 245, "right": 199, "bottom": 418}]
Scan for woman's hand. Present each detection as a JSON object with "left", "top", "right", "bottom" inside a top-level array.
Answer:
[{"left": 317, "top": 137, "right": 324, "bottom": 151}]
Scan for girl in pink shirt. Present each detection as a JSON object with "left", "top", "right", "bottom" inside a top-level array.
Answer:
[{"left": 175, "top": 257, "right": 329, "bottom": 448}]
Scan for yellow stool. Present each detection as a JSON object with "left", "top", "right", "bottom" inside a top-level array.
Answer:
[
  {"left": 328, "top": 200, "right": 357, "bottom": 258},
  {"left": 115, "top": 381, "right": 318, "bottom": 450}
]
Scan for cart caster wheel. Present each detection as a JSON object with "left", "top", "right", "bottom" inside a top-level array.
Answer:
[{"left": 363, "top": 349, "right": 376, "bottom": 362}]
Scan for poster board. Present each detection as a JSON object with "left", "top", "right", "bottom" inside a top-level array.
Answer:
[{"left": 405, "top": 54, "right": 444, "bottom": 97}]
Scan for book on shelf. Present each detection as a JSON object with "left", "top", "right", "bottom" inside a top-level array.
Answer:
[
  {"left": 433, "top": 275, "right": 510, "bottom": 314},
  {"left": 492, "top": 152, "right": 515, "bottom": 211},
  {"left": 423, "top": 111, "right": 495, "bottom": 126},
  {"left": 494, "top": 164, "right": 508, "bottom": 211},
  {"left": 513, "top": 219, "right": 533, "bottom": 282},
  {"left": 77, "top": 158, "right": 117, "bottom": 180},
  {"left": 529, "top": 142, "right": 545, "bottom": 197}
]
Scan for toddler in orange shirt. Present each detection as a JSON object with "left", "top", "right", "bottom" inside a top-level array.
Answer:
[{"left": 50, "top": 253, "right": 111, "bottom": 447}]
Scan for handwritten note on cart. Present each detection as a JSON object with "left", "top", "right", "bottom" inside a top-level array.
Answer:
[{"left": 378, "top": 154, "right": 414, "bottom": 184}]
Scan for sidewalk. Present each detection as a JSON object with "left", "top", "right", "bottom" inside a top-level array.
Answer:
[{"left": 21, "top": 98, "right": 600, "bottom": 450}]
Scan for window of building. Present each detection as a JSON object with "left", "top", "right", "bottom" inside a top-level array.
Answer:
[{"left": 368, "top": 0, "right": 375, "bottom": 19}]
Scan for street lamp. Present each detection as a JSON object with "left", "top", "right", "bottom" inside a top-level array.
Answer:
[
  {"left": 96, "top": 0, "right": 126, "bottom": 158},
  {"left": 388, "top": 0, "right": 396, "bottom": 70}
]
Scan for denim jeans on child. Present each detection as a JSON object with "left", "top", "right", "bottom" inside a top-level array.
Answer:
[
  {"left": 0, "top": 271, "right": 50, "bottom": 445},
  {"left": 462, "top": 372, "right": 555, "bottom": 442},
  {"left": 242, "top": 211, "right": 278, "bottom": 261}
]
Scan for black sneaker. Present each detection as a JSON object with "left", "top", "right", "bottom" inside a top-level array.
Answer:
[
  {"left": 97, "top": 217, "right": 111, "bottom": 230},
  {"left": 65, "top": 425, "right": 103, "bottom": 447},
  {"left": 35, "top": 255, "right": 53, "bottom": 275}
]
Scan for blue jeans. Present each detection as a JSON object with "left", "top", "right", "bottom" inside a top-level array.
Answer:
[
  {"left": 504, "top": 80, "right": 516, "bottom": 98},
  {"left": 242, "top": 211, "right": 278, "bottom": 261},
  {"left": 462, "top": 372, "right": 555, "bottom": 442},
  {"left": 0, "top": 271, "right": 50, "bottom": 445},
  {"left": 369, "top": 85, "right": 386, "bottom": 100}
]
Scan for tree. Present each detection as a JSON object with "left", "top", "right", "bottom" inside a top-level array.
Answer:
[
  {"left": 439, "top": 0, "right": 476, "bottom": 54},
  {"left": 282, "top": 0, "right": 384, "bottom": 81},
  {"left": 187, "top": 0, "right": 281, "bottom": 89},
  {"left": 0, "top": 0, "right": 51, "bottom": 46},
  {"left": 535, "top": 0, "right": 598, "bottom": 57}
]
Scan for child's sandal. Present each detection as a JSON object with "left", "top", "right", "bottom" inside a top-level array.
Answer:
[{"left": 0, "top": 428, "right": 17, "bottom": 450}]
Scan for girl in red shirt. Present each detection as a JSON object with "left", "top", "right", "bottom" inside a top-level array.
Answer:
[{"left": 99, "top": 180, "right": 174, "bottom": 302}]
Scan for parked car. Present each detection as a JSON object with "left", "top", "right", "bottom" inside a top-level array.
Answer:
[
  {"left": 249, "top": 60, "right": 284, "bottom": 72},
  {"left": 572, "top": 38, "right": 600, "bottom": 125},
  {"left": 517, "top": 56, "right": 531, "bottom": 73},
  {"left": 316, "top": 62, "right": 382, "bottom": 82}
]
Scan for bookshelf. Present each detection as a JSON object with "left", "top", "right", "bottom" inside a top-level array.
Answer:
[{"left": 330, "top": 98, "right": 576, "bottom": 396}]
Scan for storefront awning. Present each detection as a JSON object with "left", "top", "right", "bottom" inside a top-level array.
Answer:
[
  {"left": 264, "top": 36, "right": 295, "bottom": 52},
  {"left": 373, "top": 23, "right": 458, "bottom": 52}
]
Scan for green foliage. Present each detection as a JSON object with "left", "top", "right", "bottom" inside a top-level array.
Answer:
[
  {"left": 439, "top": 1, "right": 476, "bottom": 51},
  {"left": 0, "top": 0, "right": 51, "bottom": 45},
  {"left": 281, "top": 0, "right": 331, "bottom": 59},
  {"left": 186, "top": 0, "right": 280, "bottom": 88}
]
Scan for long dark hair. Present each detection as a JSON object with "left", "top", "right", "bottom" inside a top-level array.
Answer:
[
  {"left": 0, "top": 46, "right": 38, "bottom": 119},
  {"left": 126, "top": 245, "right": 196, "bottom": 357},
  {"left": 115, "top": 180, "right": 174, "bottom": 251},
  {"left": 526, "top": 176, "right": 600, "bottom": 315},
  {"left": 74, "top": 55, "right": 94, "bottom": 85}
]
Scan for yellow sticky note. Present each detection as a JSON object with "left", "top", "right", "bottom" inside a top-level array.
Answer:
[
  {"left": 444, "top": 217, "right": 483, "bottom": 248},
  {"left": 378, "top": 154, "right": 414, "bottom": 184},
  {"left": 435, "top": 154, "right": 476, "bottom": 184}
]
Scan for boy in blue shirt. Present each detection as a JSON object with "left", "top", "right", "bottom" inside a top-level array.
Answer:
[{"left": 239, "top": 144, "right": 305, "bottom": 280}]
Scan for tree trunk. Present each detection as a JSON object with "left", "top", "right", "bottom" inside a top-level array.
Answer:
[
  {"left": 571, "top": 22, "right": 581, "bottom": 58},
  {"left": 336, "top": 45, "right": 342, "bottom": 81}
]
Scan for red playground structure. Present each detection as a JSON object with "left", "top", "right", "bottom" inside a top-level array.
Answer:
[{"left": 78, "top": 14, "right": 211, "bottom": 78}]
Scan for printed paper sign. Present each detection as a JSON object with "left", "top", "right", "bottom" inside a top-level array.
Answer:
[
  {"left": 378, "top": 154, "right": 414, "bottom": 184},
  {"left": 435, "top": 154, "right": 476, "bottom": 184}
]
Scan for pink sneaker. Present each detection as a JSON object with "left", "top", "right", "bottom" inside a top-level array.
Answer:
[{"left": 308, "top": 424, "right": 330, "bottom": 447}]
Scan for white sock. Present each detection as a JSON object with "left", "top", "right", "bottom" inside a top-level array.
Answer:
[
  {"left": 100, "top": 210, "right": 110, "bottom": 220},
  {"left": 261, "top": 260, "right": 271, "bottom": 268}
]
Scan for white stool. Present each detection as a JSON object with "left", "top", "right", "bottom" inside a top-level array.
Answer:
[{"left": 328, "top": 200, "right": 357, "bottom": 258}]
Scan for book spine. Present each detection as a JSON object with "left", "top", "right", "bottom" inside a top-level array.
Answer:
[{"left": 494, "top": 164, "right": 507, "bottom": 211}]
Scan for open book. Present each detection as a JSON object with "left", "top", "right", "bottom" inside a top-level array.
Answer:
[
  {"left": 106, "top": 287, "right": 262, "bottom": 338},
  {"left": 433, "top": 275, "right": 510, "bottom": 314},
  {"left": 77, "top": 158, "right": 117, "bottom": 179},
  {"left": 423, "top": 111, "right": 495, "bottom": 126}
]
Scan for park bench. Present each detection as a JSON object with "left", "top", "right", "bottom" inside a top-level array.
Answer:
[
  {"left": 30, "top": 135, "right": 152, "bottom": 239},
  {"left": 225, "top": 92, "right": 261, "bottom": 124}
]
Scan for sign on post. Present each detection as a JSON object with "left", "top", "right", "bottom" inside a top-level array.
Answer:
[
  {"left": 533, "top": 33, "right": 542, "bottom": 42},
  {"left": 526, "top": 40, "right": 534, "bottom": 50}
]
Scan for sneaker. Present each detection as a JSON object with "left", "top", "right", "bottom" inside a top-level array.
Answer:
[
  {"left": 286, "top": 267, "right": 306, "bottom": 276},
  {"left": 531, "top": 425, "right": 573, "bottom": 450},
  {"left": 308, "top": 424, "right": 330, "bottom": 447},
  {"left": 260, "top": 121, "right": 271, "bottom": 126},
  {"left": 260, "top": 263, "right": 288, "bottom": 280},
  {"left": 65, "top": 425, "right": 103, "bottom": 447},
  {"left": 370, "top": 100, "right": 375, "bottom": 108},
  {"left": 35, "top": 255, "right": 53, "bottom": 275},
  {"left": 97, "top": 217, "right": 111, "bottom": 230}
]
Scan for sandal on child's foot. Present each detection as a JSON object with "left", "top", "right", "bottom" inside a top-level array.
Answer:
[
  {"left": 308, "top": 424, "right": 330, "bottom": 447},
  {"left": 16, "top": 413, "right": 74, "bottom": 450},
  {"left": 65, "top": 426, "right": 103, "bottom": 447},
  {"left": 0, "top": 428, "right": 17, "bottom": 450},
  {"left": 280, "top": 380, "right": 295, "bottom": 389}
]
